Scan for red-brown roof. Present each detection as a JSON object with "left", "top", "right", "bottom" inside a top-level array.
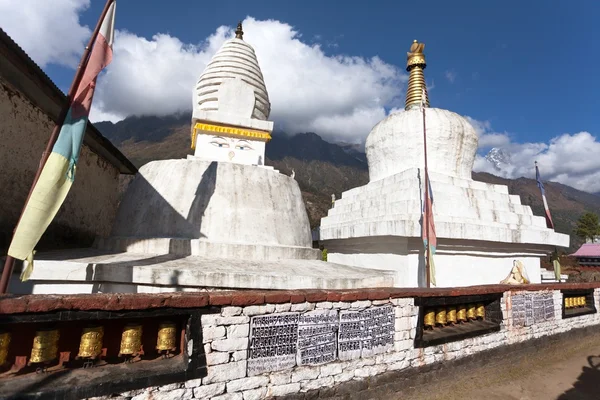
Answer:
[{"left": 571, "top": 243, "right": 600, "bottom": 257}]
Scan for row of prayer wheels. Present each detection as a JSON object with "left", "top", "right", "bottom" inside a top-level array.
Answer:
[
  {"left": 0, "top": 322, "right": 178, "bottom": 366},
  {"left": 424, "top": 303, "right": 486, "bottom": 329},
  {"left": 565, "top": 296, "right": 587, "bottom": 309}
]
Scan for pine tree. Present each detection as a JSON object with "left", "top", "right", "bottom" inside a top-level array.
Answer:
[{"left": 575, "top": 212, "right": 600, "bottom": 242}]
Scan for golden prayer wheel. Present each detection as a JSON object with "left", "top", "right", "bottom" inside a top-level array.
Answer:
[
  {"left": 565, "top": 297, "right": 572, "bottom": 308},
  {"left": 30, "top": 329, "right": 59, "bottom": 364},
  {"left": 423, "top": 309, "right": 435, "bottom": 328},
  {"left": 579, "top": 297, "right": 586, "bottom": 307},
  {"left": 446, "top": 306, "right": 457, "bottom": 324},
  {"left": 435, "top": 308, "right": 447, "bottom": 326},
  {"left": 78, "top": 326, "right": 104, "bottom": 359},
  {"left": 0, "top": 331, "right": 10, "bottom": 366},
  {"left": 119, "top": 324, "right": 143, "bottom": 356},
  {"left": 457, "top": 305, "right": 467, "bottom": 322},
  {"left": 156, "top": 322, "right": 177, "bottom": 351},
  {"left": 476, "top": 303, "right": 485, "bottom": 319},
  {"left": 467, "top": 304, "right": 477, "bottom": 320}
]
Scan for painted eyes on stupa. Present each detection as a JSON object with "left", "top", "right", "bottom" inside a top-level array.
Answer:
[
  {"left": 210, "top": 140, "right": 230, "bottom": 148},
  {"left": 235, "top": 144, "right": 253, "bottom": 151}
]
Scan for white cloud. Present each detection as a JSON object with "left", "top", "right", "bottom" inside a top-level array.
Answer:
[
  {"left": 1, "top": 2, "right": 407, "bottom": 143},
  {"left": 470, "top": 116, "right": 600, "bottom": 192},
  {"left": 0, "top": 0, "right": 91, "bottom": 68},
  {"left": 445, "top": 70, "right": 457, "bottom": 83}
]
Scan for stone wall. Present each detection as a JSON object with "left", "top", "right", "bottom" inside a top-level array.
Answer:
[
  {"left": 72, "top": 285, "right": 600, "bottom": 400},
  {"left": 0, "top": 79, "right": 121, "bottom": 253}
]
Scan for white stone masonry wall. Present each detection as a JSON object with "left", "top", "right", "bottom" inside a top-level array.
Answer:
[{"left": 106, "top": 289, "right": 600, "bottom": 400}]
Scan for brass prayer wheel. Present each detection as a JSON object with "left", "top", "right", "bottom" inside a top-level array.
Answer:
[
  {"left": 0, "top": 331, "right": 10, "bottom": 366},
  {"left": 579, "top": 297, "right": 586, "bottom": 307},
  {"left": 476, "top": 303, "right": 485, "bottom": 319},
  {"left": 119, "top": 324, "right": 142, "bottom": 356},
  {"left": 467, "top": 304, "right": 477, "bottom": 320},
  {"left": 565, "top": 297, "right": 573, "bottom": 308},
  {"left": 156, "top": 322, "right": 177, "bottom": 351},
  {"left": 30, "top": 329, "right": 59, "bottom": 364},
  {"left": 457, "top": 305, "right": 467, "bottom": 322},
  {"left": 435, "top": 308, "right": 447, "bottom": 326},
  {"left": 446, "top": 306, "right": 457, "bottom": 324},
  {"left": 78, "top": 326, "right": 104, "bottom": 358},
  {"left": 423, "top": 309, "right": 435, "bottom": 328}
]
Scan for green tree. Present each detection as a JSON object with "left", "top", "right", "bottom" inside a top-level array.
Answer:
[{"left": 575, "top": 212, "right": 600, "bottom": 242}]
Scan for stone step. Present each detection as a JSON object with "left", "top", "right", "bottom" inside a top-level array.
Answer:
[
  {"left": 321, "top": 212, "right": 552, "bottom": 233},
  {"left": 331, "top": 194, "right": 533, "bottom": 218},
  {"left": 338, "top": 180, "right": 525, "bottom": 211},
  {"left": 324, "top": 200, "right": 547, "bottom": 228}
]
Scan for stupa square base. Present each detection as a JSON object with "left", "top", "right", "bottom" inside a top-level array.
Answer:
[
  {"left": 9, "top": 248, "right": 395, "bottom": 295},
  {"left": 324, "top": 236, "right": 545, "bottom": 287}
]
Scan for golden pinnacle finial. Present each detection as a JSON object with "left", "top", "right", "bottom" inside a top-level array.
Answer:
[
  {"left": 235, "top": 21, "right": 244, "bottom": 40},
  {"left": 405, "top": 40, "right": 429, "bottom": 110}
]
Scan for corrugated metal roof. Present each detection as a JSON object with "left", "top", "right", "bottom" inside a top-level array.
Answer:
[
  {"left": 0, "top": 27, "right": 136, "bottom": 175},
  {"left": 571, "top": 243, "right": 600, "bottom": 257}
]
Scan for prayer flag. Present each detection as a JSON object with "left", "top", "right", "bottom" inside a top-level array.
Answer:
[
  {"left": 422, "top": 172, "right": 437, "bottom": 286},
  {"left": 535, "top": 162, "right": 554, "bottom": 229},
  {"left": 8, "top": 2, "right": 116, "bottom": 280}
]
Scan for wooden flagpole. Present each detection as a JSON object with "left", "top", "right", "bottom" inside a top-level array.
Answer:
[
  {"left": 0, "top": 0, "right": 116, "bottom": 294},
  {"left": 422, "top": 93, "right": 431, "bottom": 288}
]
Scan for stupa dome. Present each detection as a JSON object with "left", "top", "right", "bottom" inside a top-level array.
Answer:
[
  {"left": 193, "top": 23, "right": 271, "bottom": 121},
  {"left": 366, "top": 108, "right": 478, "bottom": 182},
  {"left": 365, "top": 39, "right": 478, "bottom": 182}
]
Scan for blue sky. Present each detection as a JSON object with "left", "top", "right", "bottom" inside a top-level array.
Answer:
[
  {"left": 52, "top": 0, "right": 598, "bottom": 143},
  {"left": 2, "top": 0, "right": 600, "bottom": 191}
]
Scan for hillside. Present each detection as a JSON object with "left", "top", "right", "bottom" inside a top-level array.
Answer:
[{"left": 96, "top": 115, "right": 600, "bottom": 251}]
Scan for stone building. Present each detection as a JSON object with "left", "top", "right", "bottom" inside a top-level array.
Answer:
[{"left": 0, "top": 29, "right": 136, "bottom": 258}]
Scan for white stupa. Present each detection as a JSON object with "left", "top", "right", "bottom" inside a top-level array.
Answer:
[
  {"left": 14, "top": 23, "right": 393, "bottom": 295},
  {"left": 319, "top": 40, "right": 569, "bottom": 288}
]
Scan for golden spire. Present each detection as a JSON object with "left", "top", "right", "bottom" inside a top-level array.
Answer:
[
  {"left": 235, "top": 21, "right": 244, "bottom": 40},
  {"left": 405, "top": 40, "right": 429, "bottom": 110}
]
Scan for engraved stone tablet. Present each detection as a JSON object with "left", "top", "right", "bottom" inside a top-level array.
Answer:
[
  {"left": 512, "top": 294, "right": 525, "bottom": 327},
  {"left": 297, "top": 310, "right": 338, "bottom": 366},
  {"left": 338, "top": 310, "right": 363, "bottom": 361},
  {"left": 247, "top": 312, "right": 299, "bottom": 375},
  {"left": 524, "top": 293, "right": 534, "bottom": 327},
  {"left": 361, "top": 305, "right": 394, "bottom": 358}
]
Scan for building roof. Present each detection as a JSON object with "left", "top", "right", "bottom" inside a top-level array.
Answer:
[
  {"left": 571, "top": 243, "right": 600, "bottom": 257},
  {"left": 0, "top": 28, "right": 136, "bottom": 175}
]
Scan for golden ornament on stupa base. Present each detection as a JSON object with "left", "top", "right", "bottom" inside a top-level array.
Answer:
[
  {"left": 457, "top": 305, "right": 467, "bottom": 323},
  {"left": 30, "top": 329, "right": 59, "bottom": 365},
  {"left": 156, "top": 322, "right": 177, "bottom": 356},
  {"left": 78, "top": 326, "right": 104, "bottom": 361},
  {"left": 0, "top": 331, "right": 11, "bottom": 366},
  {"left": 424, "top": 309, "right": 435, "bottom": 329},
  {"left": 119, "top": 324, "right": 143, "bottom": 359},
  {"left": 446, "top": 306, "right": 457, "bottom": 324}
]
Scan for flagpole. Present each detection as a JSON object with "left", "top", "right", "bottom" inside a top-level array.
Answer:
[
  {"left": 0, "top": 0, "right": 116, "bottom": 294},
  {"left": 423, "top": 102, "right": 431, "bottom": 288}
]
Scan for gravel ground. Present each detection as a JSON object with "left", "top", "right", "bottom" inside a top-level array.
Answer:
[{"left": 398, "top": 333, "right": 600, "bottom": 400}]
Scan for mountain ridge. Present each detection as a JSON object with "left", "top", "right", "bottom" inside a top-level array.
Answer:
[{"left": 95, "top": 115, "right": 600, "bottom": 252}]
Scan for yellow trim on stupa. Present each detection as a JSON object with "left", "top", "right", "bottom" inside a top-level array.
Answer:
[{"left": 191, "top": 122, "right": 272, "bottom": 149}]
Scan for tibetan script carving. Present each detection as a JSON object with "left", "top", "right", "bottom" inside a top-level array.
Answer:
[
  {"left": 297, "top": 310, "right": 338, "bottom": 366},
  {"left": 512, "top": 294, "right": 526, "bottom": 327},
  {"left": 544, "top": 292, "right": 555, "bottom": 320},
  {"left": 338, "top": 305, "right": 394, "bottom": 360},
  {"left": 247, "top": 312, "right": 299, "bottom": 375}
]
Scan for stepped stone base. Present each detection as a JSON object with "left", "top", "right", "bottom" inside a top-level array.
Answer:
[{"left": 320, "top": 168, "right": 570, "bottom": 288}]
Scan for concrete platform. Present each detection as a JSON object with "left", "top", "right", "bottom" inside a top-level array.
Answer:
[{"left": 10, "top": 249, "right": 395, "bottom": 294}]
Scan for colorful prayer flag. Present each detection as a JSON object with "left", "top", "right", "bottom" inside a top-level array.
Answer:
[
  {"left": 8, "top": 2, "right": 116, "bottom": 280},
  {"left": 535, "top": 162, "right": 554, "bottom": 229},
  {"left": 422, "top": 172, "right": 437, "bottom": 286}
]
